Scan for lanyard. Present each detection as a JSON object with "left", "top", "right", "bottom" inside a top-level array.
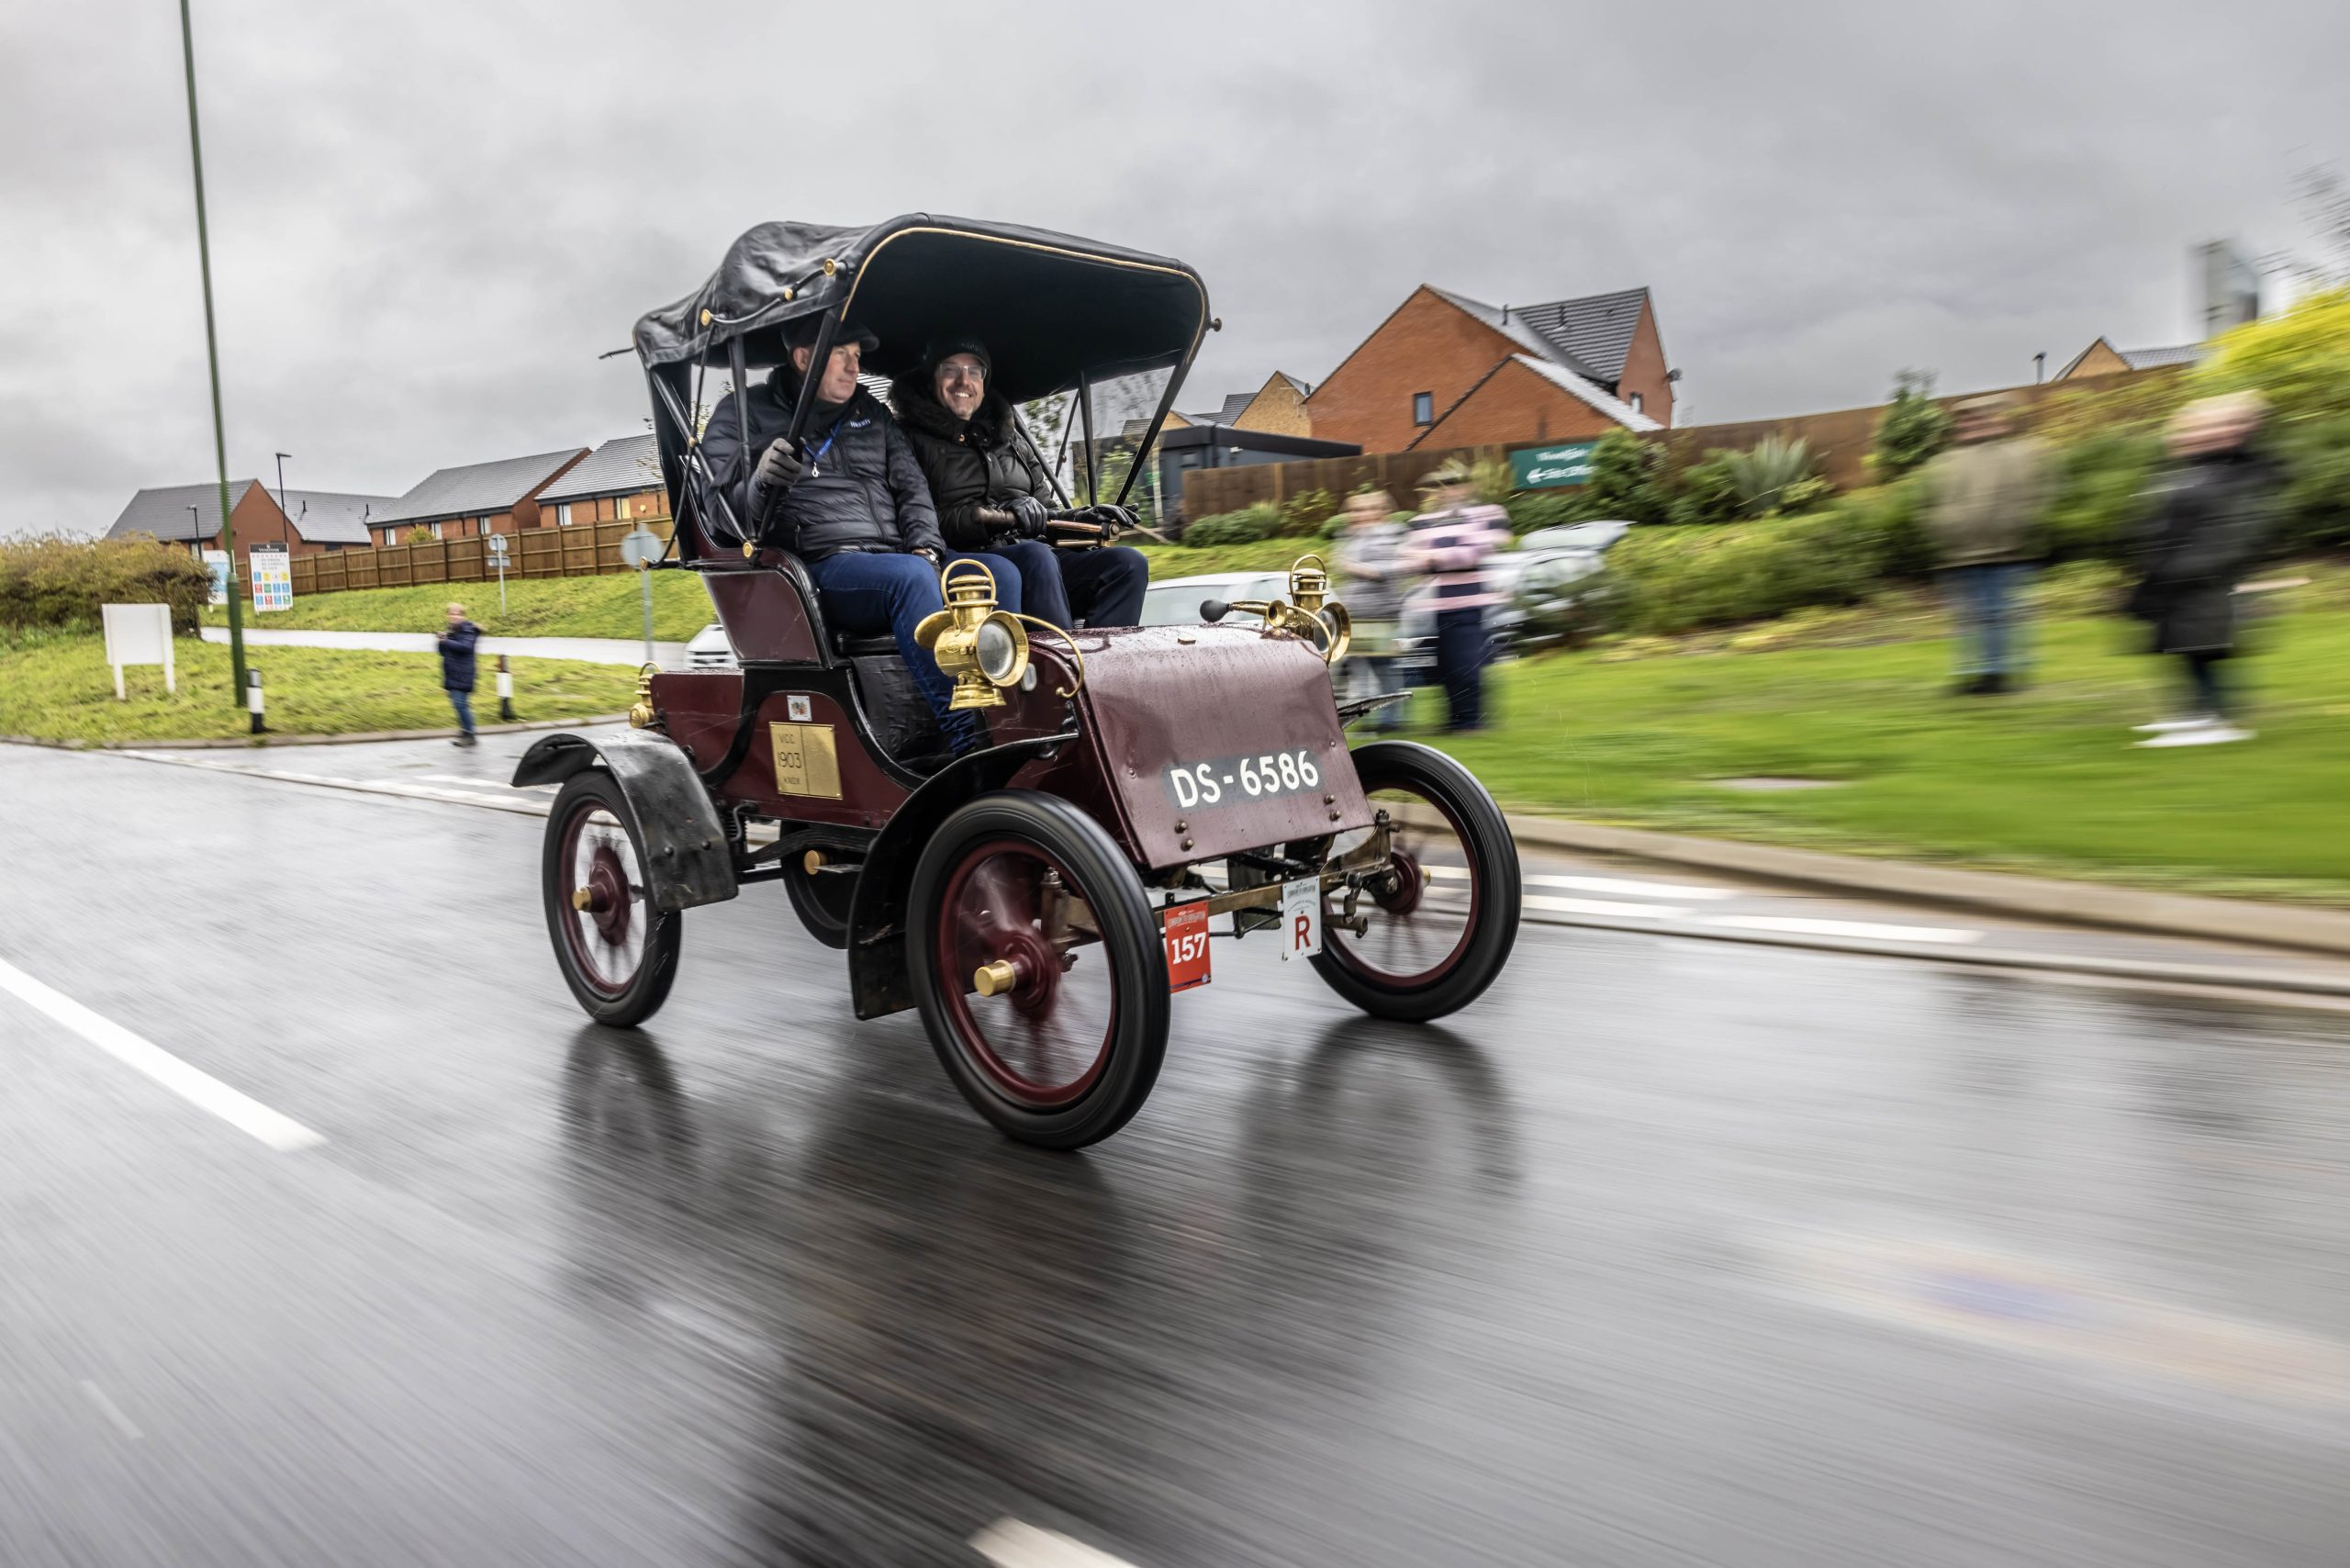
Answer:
[{"left": 804, "top": 407, "right": 851, "bottom": 477}]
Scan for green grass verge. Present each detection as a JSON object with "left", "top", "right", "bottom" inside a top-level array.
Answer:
[
  {"left": 0, "top": 633, "right": 633, "bottom": 744},
  {"left": 1136, "top": 537, "right": 1339, "bottom": 579},
  {"left": 1410, "top": 599, "right": 2350, "bottom": 902},
  {"left": 200, "top": 571, "right": 716, "bottom": 642}
]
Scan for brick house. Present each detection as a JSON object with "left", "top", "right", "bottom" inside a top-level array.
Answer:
[
  {"left": 2053, "top": 337, "right": 2205, "bottom": 381},
  {"left": 106, "top": 480, "right": 390, "bottom": 558},
  {"left": 366, "top": 448, "right": 588, "bottom": 548},
  {"left": 1304, "top": 284, "right": 1674, "bottom": 453},
  {"left": 532, "top": 433, "right": 668, "bottom": 527},
  {"left": 1231, "top": 372, "right": 1315, "bottom": 437}
]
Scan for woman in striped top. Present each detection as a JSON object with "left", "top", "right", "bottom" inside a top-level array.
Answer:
[{"left": 1404, "top": 462, "right": 1510, "bottom": 732}]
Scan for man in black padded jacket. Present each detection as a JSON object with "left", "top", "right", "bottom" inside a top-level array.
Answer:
[{"left": 892, "top": 337, "right": 1147, "bottom": 631}]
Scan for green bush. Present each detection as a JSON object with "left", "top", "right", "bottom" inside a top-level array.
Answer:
[
  {"left": 1279, "top": 487, "right": 1337, "bottom": 536},
  {"left": 1720, "top": 435, "right": 1822, "bottom": 517},
  {"left": 1667, "top": 452, "right": 1742, "bottom": 526},
  {"left": 2042, "top": 430, "right": 2161, "bottom": 562},
  {"left": 0, "top": 533, "right": 214, "bottom": 635},
  {"left": 1606, "top": 506, "right": 1897, "bottom": 635},
  {"left": 1580, "top": 428, "right": 1670, "bottom": 523},
  {"left": 1182, "top": 503, "right": 1281, "bottom": 546},
  {"left": 1873, "top": 370, "right": 1953, "bottom": 477},
  {"left": 1503, "top": 489, "right": 1584, "bottom": 534},
  {"left": 2271, "top": 411, "right": 2350, "bottom": 552},
  {"left": 1835, "top": 477, "right": 1934, "bottom": 580}
]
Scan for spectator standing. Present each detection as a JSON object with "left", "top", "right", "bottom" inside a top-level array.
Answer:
[
  {"left": 2126, "top": 392, "right": 2277, "bottom": 747},
  {"left": 438, "top": 602, "right": 481, "bottom": 747},
  {"left": 1404, "top": 463, "right": 1509, "bottom": 733},
  {"left": 1919, "top": 395, "right": 2052, "bottom": 694},
  {"left": 1332, "top": 489, "right": 1412, "bottom": 732}
]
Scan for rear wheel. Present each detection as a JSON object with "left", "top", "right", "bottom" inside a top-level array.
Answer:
[
  {"left": 1311, "top": 741, "right": 1518, "bottom": 1023},
  {"left": 909, "top": 792, "right": 1168, "bottom": 1149},
  {"left": 784, "top": 858, "right": 856, "bottom": 950},
  {"left": 542, "top": 770, "right": 683, "bottom": 1027}
]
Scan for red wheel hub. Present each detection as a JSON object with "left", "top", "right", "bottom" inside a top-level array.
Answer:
[
  {"left": 585, "top": 844, "right": 633, "bottom": 946},
  {"left": 935, "top": 838, "right": 1113, "bottom": 1109}
]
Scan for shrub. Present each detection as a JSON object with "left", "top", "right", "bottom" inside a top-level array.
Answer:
[
  {"left": 1468, "top": 456, "right": 1516, "bottom": 507},
  {"left": 1181, "top": 503, "right": 1281, "bottom": 546},
  {"left": 2042, "top": 430, "right": 2161, "bottom": 561},
  {"left": 1720, "top": 436, "right": 1822, "bottom": 517},
  {"left": 2192, "top": 286, "right": 2350, "bottom": 426},
  {"left": 1580, "top": 428, "right": 1670, "bottom": 523},
  {"left": 1873, "top": 370, "right": 1953, "bottom": 477},
  {"left": 1279, "top": 487, "right": 1337, "bottom": 536},
  {"left": 1606, "top": 507, "right": 1892, "bottom": 636},
  {"left": 1503, "top": 489, "right": 1584, "bottom": 534},
  {"left": 405, "top": 525, "right": 435, "bottom": 545},
  {"left": 2270, "top": 410, "right": 2350, "bottom": 551},
  {"left": 1667, "top": 452, "right": 1742, "bottom": 526},
  {"left": 0, "top": 533, "right": 214, "bottom": 635}
]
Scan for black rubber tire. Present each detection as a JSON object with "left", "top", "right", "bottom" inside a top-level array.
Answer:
[
  {"left": 784, "top": 861, "right": 856, "bottom": 950},
  {"left": 542, "top": 770, "right": 684, "bottom": 1028},
  {"left": 1310, "top": 741, "right": 1520, "bottom": 1024},
  {"left": 908, "top": 791, "right": 1169, "bottom": 1150}
]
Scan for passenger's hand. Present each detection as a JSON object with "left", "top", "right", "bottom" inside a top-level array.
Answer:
[
  {"left": 1085, "top": 504, "right": 1138, "bottom": 532},
  {"left": 753, "top": 437, "right": 804, "bottom": 498},
  {"left": 1007, "top": 495, "right": 1051, "bottom": 539}
]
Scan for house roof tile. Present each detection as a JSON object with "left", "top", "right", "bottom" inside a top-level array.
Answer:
[
  {"left": 536, "top": 434, "right": 664, "bottom": 505},
  {"left": 371, "top": 448, "right": 588, "bottom": 526},
  {"left": 105, "top": 480, "right": 259, "bottom": 543}
]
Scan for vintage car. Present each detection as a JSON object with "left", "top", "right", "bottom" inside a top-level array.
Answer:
[{"left": 515, "top": 214, "right": 1521, "bottom": 1148}]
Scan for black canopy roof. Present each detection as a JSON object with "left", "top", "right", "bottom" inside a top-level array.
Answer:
[{"left": 634, "top": 214, "right": 1211, "bottom": 404}]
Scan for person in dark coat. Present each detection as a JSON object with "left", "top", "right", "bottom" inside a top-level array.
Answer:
[
  {"left": 699, "top": 319, "right": 1021, "bottom": 754},
  {"left": 2126, "top": 392, "right": 2277, "bottom": 747},
  {"left": 891, "top": 337, "right": 1148, "bottom": 631},
  {"left": 437, "top": 602, "right": 481, "bottom": 747}
]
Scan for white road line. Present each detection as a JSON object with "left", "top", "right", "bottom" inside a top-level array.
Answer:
[
  {"left": 80, "top": 1381, "right": 143, "bottom": 1440},
  {"left": 1430, "top": 865, "right": 1738, "bottom": 901},
  {"left": 970, "top": 1518, "right": 1141, "bottom": 1568},
  {"left": 1524, "top": 894, "right": 1692, "bottom": 920},
  {"left": 0, "top": 957, "right": 324, "bottom": 1152},
  {"left": 1705, "top": 914, "right": 1981, "bottom": 945}
]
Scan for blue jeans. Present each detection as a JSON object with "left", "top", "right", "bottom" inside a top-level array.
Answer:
[
  {"left": 446, "top": 688, "right": 475, "bottom": 735},
  {"left": 1434, "top": 608, "right": 1486, "bottom": 730},
  {"left": 1945, "top": 562, "right": 2030, "bottom": 677},
  {"left": 807, "top": 550, "right": 1020, "bottom": 754},
  {"left": 988, "top": 540, "right": 1149, "bottom": 630}
]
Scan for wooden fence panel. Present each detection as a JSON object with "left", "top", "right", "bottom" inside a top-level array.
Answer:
[{"left": 273, "top": 515, "right": 679, "bottom": 598}]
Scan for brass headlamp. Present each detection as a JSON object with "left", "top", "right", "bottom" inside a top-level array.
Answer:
[
  {"left": 1210, "top": 553, "right": 1351, "bottom": 665},
  {"left": 627, "top": 661, "right": 659, "bottom": 728},
  {"left": 912, "top": 558, "right": 1030, "bottom": 709}
]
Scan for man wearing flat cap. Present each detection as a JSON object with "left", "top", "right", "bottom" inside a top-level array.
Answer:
[
  {"left": 701, "top": 318, "right": 1023, "bottom": 755},
  {"left": 893, "top": 336, "right": 1149, "bottom": 631}
]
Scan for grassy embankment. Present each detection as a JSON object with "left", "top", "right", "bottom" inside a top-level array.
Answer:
[
  {"left": 0, "top": 632, "right": 633, "bottom": 745},
  {"left": 1416, "top": 570, "right": 2350, "bottom": 902},
  {"left": 200, "top": 571, "right": 718, "bottom": 643}
]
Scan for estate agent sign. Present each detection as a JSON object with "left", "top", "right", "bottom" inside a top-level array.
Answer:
[{"left": 1509, "top": 441, "right": 1599, "bottom": 488}]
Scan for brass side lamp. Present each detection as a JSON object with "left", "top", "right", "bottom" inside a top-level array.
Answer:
[{"left": 912, "top": 558, "right": 1031, "bottom": 710}]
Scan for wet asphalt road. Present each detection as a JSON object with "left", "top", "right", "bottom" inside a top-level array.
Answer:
[{"left": 6, "top": 742, "right": 2350, "bottom": 1567}]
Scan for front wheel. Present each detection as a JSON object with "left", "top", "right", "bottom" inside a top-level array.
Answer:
[
  {"left": 909, "top": 792, "right": 1169, "bottom": 1149},
  {"left": 1311, "top": 741, "right": 1519, "bottom": 1023},
  {"left": 542, "top": 770, "right": 684, "bottom": 1027}
]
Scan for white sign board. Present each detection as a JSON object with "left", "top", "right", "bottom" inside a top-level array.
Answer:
[
  {"left": 1280, "top": 877, "right": 1323, "bottom": 960},
  {"left": 250, "top": 544, "right": 293, "bottom": 612},
  {"left": 618, "top": 526, "right": 663, "bottom": 569},
  {"left": 201, "top": 549, "right": 230, "bottom": 606},
  {"left": 100, "top": 603, "right": 175, "bottom": 700}
]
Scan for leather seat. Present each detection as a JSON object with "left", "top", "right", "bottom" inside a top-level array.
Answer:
[{"left": 830, "top": 632, "right": 900, "bottom": 657}]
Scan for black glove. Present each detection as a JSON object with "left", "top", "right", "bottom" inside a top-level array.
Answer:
[
  {"left": 1084, "top": 504, "right": 1138, "bottom": 532},
  {"left": 752, "top": 438, "right": 804, "bottom": 504},
  {"left": 1006, "top": 495, "right": 1051, "bottom": 539}
]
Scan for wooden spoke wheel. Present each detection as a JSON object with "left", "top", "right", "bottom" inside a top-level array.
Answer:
[
  {"left": 542, "top": 771, "right": 683, "bottom": 1027},
  {"left": 909, "top": 792, "right": 1168, "bottom": 1149},
  {"left": 1312, "top": 741, "right": 1519, "bottom": 1023}
]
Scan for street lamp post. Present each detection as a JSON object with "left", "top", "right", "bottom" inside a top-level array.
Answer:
[
  {"left": 274, "top": 451, "right": 293, "bottom": 525},
  {"left": 177, "top": 0, "right": 247, "bottom": 705}
]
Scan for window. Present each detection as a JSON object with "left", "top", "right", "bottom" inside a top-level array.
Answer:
[
  {"left": 1412, "top": 391, "right": 1434, "bottom": 426},
  {"left": 1629, "top": 392, "right": 1645, "bottom": 413},
  {"left": 430, "top": 521, "right": 444, "bottom": 541},
  {"left": 556, "top": 502, "right": 573, "bottom": 527}
]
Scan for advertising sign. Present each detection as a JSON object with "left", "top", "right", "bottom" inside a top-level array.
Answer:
[
  {"left": 100, "top": 602, "right": 175, "bottom": 699},
  {"left": 201, "top": 549, "right": 230, "bottom": 606},
  {"left": 250, "top": 544, "right": 293, "bottom": 612},
  {"left": 1509, "top": 441, "right": 1599, "bottom": 489}
]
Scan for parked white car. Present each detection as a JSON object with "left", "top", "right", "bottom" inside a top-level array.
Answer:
[{"left": 685, "top": 622, "right": 738, "bottom": 670}]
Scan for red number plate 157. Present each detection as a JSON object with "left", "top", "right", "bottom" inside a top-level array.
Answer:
[{"left": 1161, "top": 902, "right": 1212, "bottom": 993}]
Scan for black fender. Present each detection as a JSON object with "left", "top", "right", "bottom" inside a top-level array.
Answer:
[
  {"left": 845, "top": 731, "right": 1075, "bottom": 1020},
  {"left": 513, "top": 732, "right": 739, "bottom": 913}
]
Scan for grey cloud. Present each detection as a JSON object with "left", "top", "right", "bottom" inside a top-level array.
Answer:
[{"left": 5, "top": 0, "right": 2344, "bottom": 536}]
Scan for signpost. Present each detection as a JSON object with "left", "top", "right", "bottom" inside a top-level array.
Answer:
[
  {"left": 249, "top": 544, "right": 292, "bottom": 611},
  {"left": 101, "top": 604, "right": 175, "bottom": 700},
  {"left": 618, "top": 526, "right": 663, "bottom": 667},
  {"left": 1508, "top": 441, "right": 1600, "bottom": 490},
  {"left": 487, "top": 531, "right": 510, "bottom": 616},
  {"left": 201, "top": 549, "right": 229, "bottom": 606}
]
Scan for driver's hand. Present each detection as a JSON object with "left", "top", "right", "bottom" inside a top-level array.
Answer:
[
  {"left": 753, "top": 437, "right": 804, "bottom": 498},
  {"left": 1087, "top": 504, "right": 1138, "bottom": 532},
  {"left": 1006, "top": 495, "right": 1051, "bottom": 539}
]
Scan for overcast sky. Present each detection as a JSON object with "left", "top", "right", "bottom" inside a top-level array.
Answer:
[{"left": 5, "top": 0, "right": 2344, "bottom": 536}]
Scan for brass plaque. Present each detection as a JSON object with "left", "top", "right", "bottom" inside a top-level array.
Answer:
[{"left": 769, "top": 722, "right": 842, "bottom": 799}]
